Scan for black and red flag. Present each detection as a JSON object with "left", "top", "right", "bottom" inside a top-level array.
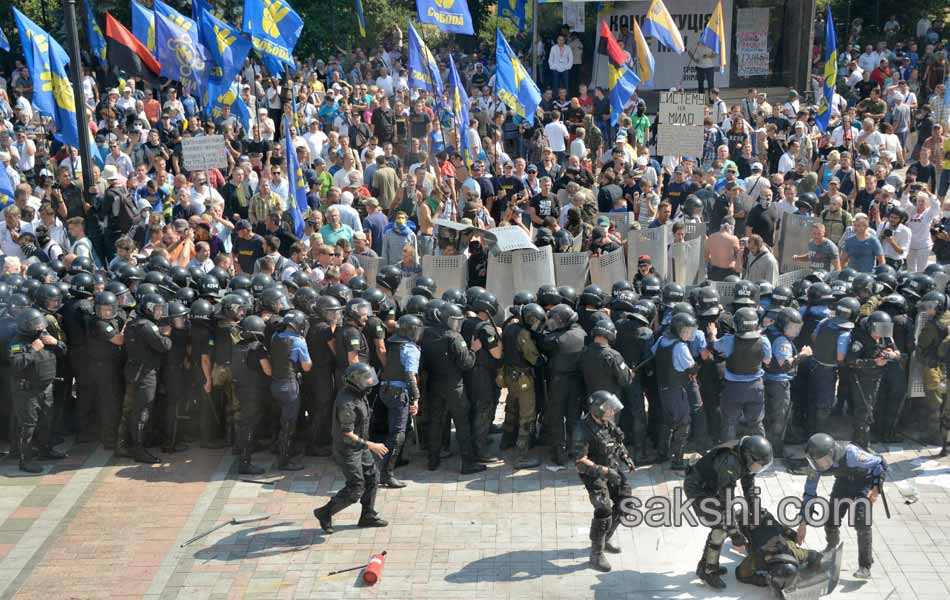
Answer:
[{"left": 105, "top": 13, "right": 161, "bottom": 85}]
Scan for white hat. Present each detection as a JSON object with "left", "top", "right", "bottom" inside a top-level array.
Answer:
[
  {"left": 881, "top": 183, "right": 895, "bottom": 194},
  {"left": 0, "top": 151, "right": 9, "bottom": 162},
  {"left": 103, "top": 164, "right": 120, "bottom": 180},
  {"left": 751, "top": 162, "right": 763, "bottom": 171}
]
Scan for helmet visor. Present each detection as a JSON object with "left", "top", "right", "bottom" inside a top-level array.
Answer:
[
  {"left": 677, "top": 325, "right": 696, "bottom": 342},
  {"left": 806, "top": 453, "right": 834, "bottom": 473},
  {"left": 116, "top": 291, "right": 135, "bottom": 307},
  {"left": 784, "top": 322, "right": 803, "bottom": 340},
  {"left": 748, "top": 457, "right": 773, "bottom": 475},
  {"left": 448, "top": 316, "right": 463, "bottom": 332},
  {"left": 918, "top": 299, "right": 940, "bottom": 317},
  {"left": 96, "top": 304, "right": 116, "bottom": 320},
  {"left": 150, "top": 304, "right": 166, "bottom": 320},
  {"left": 871, "top": 322, "right": 894, "bottom": 339},
  {"left": 324, "top": 307, "right": 343, "bottom": 326},
  {"left": 171, "top": 315, "right": 187, "bottom": 330}
]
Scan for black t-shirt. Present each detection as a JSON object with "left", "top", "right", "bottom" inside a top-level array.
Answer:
[
  {"left": 855, "top": 188, "right": 876, "bottom": 216},
  {"left": 908, "top": 163, "right": 937, "bottom": 191},
  {"left": 245, "top": 139, "right": 272, "bottom": 157},
  {"left": 408, "top": 110, "right": 431, "bottom": 139},
  {"left": 363, "top": 316, "right": 388, "bottom": 370},
  {"left": 746, "top": 204, "right": 777, "bottom": 246},
  {"left": 856, "top": 79, "right": 878, "bottom": 100},
  {"left": 233, "top": 234, "right": 265, "bottom": 274},
  {"left": 530, "top": 193, "right": 556, "bottom": 220},
  {"left": 495, "top": 175, "right": 526, "bottom": 217},
  {"left": 593, "top": 97, "right": 610, "bottom": 122}
]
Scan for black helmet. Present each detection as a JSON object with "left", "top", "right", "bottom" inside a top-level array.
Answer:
[
  {"left": 376, "top": 264, "right": 402, "bottom": 292},
  {"left": 33, "top": 283, "right": 62, "bottom": 313},
  {"left": 805, "top": 269, "right": 828, "bottom": 284},
  {"left": 795, "top": 191, "right": 818, "bottom": 212},
  {"left": 281, "top": 309, "right": 309, "bottom": 335},
  {"left": 250, "top": 273, "right": 272, "bottom": 297},
  {"left": 791, "top": 279, "right": 812, "bottom": 303},
  {"left": 671, "top": 302, "right": 695, "bottom": 317},
  {"left": 733, "top": 307, "right": 761, "bottom": 339},
  {"left": 512, "top": 290, "right": 537, "bottom": 306},
  {"left": 830, "top": 280, "right": 850, "bottom": 300},
  {"left": 772, "top": 286, "right": 794, "bottom": 308},
  {"left": 228, "top": 274, "right": 252, "bottom": 292},
  {"left": 553, "top": 229, "right": 573, "bottom": 253},
  {"left": 925, "top": 263, "right": 946, "bottom": 278},
  {"left": 864, "top": 310, "right": 894, "bottom": 339},
  {"left": 232, "top": 288, "right": 254, "bottom": 306},
  {"left": 670, "top": 312, "right": 697, "bottom": 342},
  {"left": 732, "top": 280, "right": 758, "bottom": 307},
  {"left": 239, "top": 315, "right": 267, "bottom": 342},
  {"left": 143, "top": 270, "right": 166, "bottom": 287},
  {"left": 837, "top": 267, "right": 858, "bottom": 284},
  {"left": 361, "top": 288, "right": 386, "bottom": 314},
  {"left": 806, "top": 282, "right": 833, "bottom": 305},
  {"left": 26, "top": 262, "right": 54, "bottom": 283},
  {"left": 187, "top": 265, "right": 205, "bottom": 284},
  {"left": 313, "top": 295, "right": 343, "bottom": 325},
  {"left": 640, "top": 275, "right": 662, "bottom": 300},
  {"left": 611, "top": 280, "right": 635, "bottom": 298},
  {"left": 116, "top": 263, "right": 145, "bottom": 287},
  {"left": 219, "top": 293, "right": 247, "bottom": 321},
  {"left": 875, "top": 272, "right": 898, "bottom": 295},
  {"left": 918, "top": 290, "right": 948, "bottom": 316},
  {"left": 146, "top": 254, "right": 171, "bottom": 274},
  {"left": 832, "top": 296, "right": 860, "bottom": 329},
  {"left": 342, "top": 362, "right": 378, "bottom": 393},
  {"left": 536, "top": 284, "right": 562, "bottom": 307},
  {"left": 758, "top": 281, "right": 774, "bottom": 299},
  {"left": 591, "top": 317, "right": 617, "bottom": 343},
  {"left": 776, "top": 306, "right": 804, "bottom": 340},
  {"left": 546, "top": 304, "right": 578, "bottom": 330},
  {"left": 167, "top": 300, "right": 189, "bottom": 328},
  {"left": 738, "top": 435, "right": 773, "bottom": 474},
  {"left": 630, "top": 299, "right": 657, "bottom": 326},
  {"left": 344, "top": 298, "right": 372, "bottom": 323},
  {"left": 424, "top": 298, "right": 447, "bottom": 326},
  {"left": 91, "top": 272, "right": 106, "bottom": 293},
  {"left": 850, "top": 273, "right": 876, "bottom": 300},
  {"left": 556, "top": 285, "right": 577, "bottom": 308},
  {"left": 209, "top": 267, "right": 230, "bottom": 287},
  {"left": 683, "top": 195, "right": 703, "bottom": 217},
  {"left": 55, "top": 280, "right": 70, "bottom": 299},
  {"left": 403, "top": 294, "right": 429, "bottom": 317},
  {"left": 879, "top": 293, "right": 907, "bottom": 317},
  {"left": 6, "top": 293, "right": 31, "bottom": 317},
  {"left": 48, "top": 259, "right": 66, "bottom": 278},
  {"left": 588, "top": 391, "right": 623, "bottom": 421},
  {"left": 260, "top": 287, "right": 291, "bottom": 314},
  {"left": 293, "top": 287, "right": 320, "bottom": 315},
  {"left": 469, "top": 290, "right": 499, "bottom": 317},
  {"left": 16, "top": 307, "right": 47, "bottom": 338},
  {"left": 347, "top": 276, "right": 368, "bottom": 294},
  {"left": 69, "top": 255, "right": 94, "bottom": 275},
  {"left": 412, "top": 276, "right": 437, "bottom": 299},
  {"left": 140, "top": 293, "right": 167, "bottom": 322},
  {"left": 441, "top": 288, "right": 466, "bottom": 306},
  {"left": 439, "top": 302, "right": 465, "bottom": 332},
  {"left": 396, "top": 314, "right": 424, "bottom": 342},
  {"left": 520, "top": 303, "right": 546, "bottom": 333},
  {"left": 694, "top": 287, "right": 721, "bottom": 318},
  {"left": 4, "top": 274, "right": 25, "bottom": 290},
  {"left": 323, "top": 283, "right": 353, "bottom": 305},
  {"left": 198, "top": 274, "right": 223, "bottom": 300},
  {"left": 534, "top": 227, "right": 554, "bottom": 248},
  {"left": 157, "top": 274, "right": 180, "bottom": 300},
  {"left": 609, "top": 290, "right": 638, "bottom": 315},
  {"left": 287, "top": 271, "right": 311, "bottom": 293},
  {"left": 873, "top": 263, "right": 897, "bottom": 278},
  {"left": 723, "top": 274, "right": 741, "bottom": 283},
  {"left": 168, "top": 266, "right": 193, "bottom": 289},
  {"left": 804, "top": 433, "right": 839, "bottom": 472},
  {"left": 17, "top": 278, "right": 40, "bottom": 298},
  {"left": 580, "top": 285, "right": 605, "bottom": 309},
  {"left": 105, "top": 280, "right": 135, "bottom": 308},
  {"left": 909, "top": 272, "right": 936, "bottom": 297},
  {"left": 190, "top": 298, "right": 215, "bottom": 321},
  {"left": 135, "top": 282, "right": 158, "bottom": 301},
  {"left": 94, "top": 291, "right": 118, "bottom": 321},
  {"left": 69, "top": 272, "right": 95, "bottom": 299},
  {"left": 661, "top": 282, "right": 685, "bottom": 306}
]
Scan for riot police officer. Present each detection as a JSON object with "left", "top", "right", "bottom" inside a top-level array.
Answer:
[
  {"left": 270, "top": 310, "right": 312, "bottom": 471},
  {"left": 211, "top": 293, "right": 247, "bottom": 448},
  {"left": 578, "top": 285, "right": 606, "bottom": 334},
  {"left": 573, "top": 391, "right": 636, "bottom": 572},
  {"left": 8, "top": 308, "right": 66, "bottom": 472},
  {"left": 159, "top": 301, "right": 190, "bottom": 453},
  {"left": 313, "top": 362, "right": 388, "bottom": 533},
  {"left": 715, "top": 307, "right": 772, "bottom": 441},
  {"left": 877, "top": 294, "right": 914, "bottom": 443},
  {"left": 501, "top": 302, "right": 545, "bottom": 469},
  {"left": 580, "top": 318, "right": 633, "bottom": 401},
  {"left": 539, "top": 304, "right": 587, "bottom": 465},
  {"left": 799, "top": 433, "right": 887, "bottom": 579},
  {"left": 86, "top": 292, "right": 126, "bottom": 450},
  {"left": 919, "top": 291, "right": 950, "bottom": 446},
  {"left": 304, "top": 296, "right": 343, "bottom": 457},
  {"left": 378, "top": 315, "right": 423, "bottom": 488},
  {"left": 122, "top": 294, "right": 172, "bottom": 463},
  {"left": 845, "top": 311, "right": 900, "bottom": 449},
  {"left": 651, "top": 313, "right": 699, "bottom": 470},
  {"left": 683, "top": 435, "right": 773, "bottom": 589},
  {"left": 334, "top": 298, "right": 372, "bottom": 385},
  {"left": 804, "top": 298, "right": 856, "bottom": 436},
  {"left": 615, "top": 299, "right": 658, "bottom": 465},
  {"left": 462, "top": 290, "right": 503, "bottom": 462},
  {"left": 763, "top": 308, "right": 811, "bottom": 460},
  {"left": 733, "top": 507, "right": 823, "bottom": 595},
  {"left": 232, "top": 315, "right": 272, "bottom": 475},
  {"left": 62, "top": 273, "right": 96, "bottom": 443}
]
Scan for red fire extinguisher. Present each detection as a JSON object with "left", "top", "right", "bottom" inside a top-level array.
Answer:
[{"left": 362, "top": 551, "right": 387, "bottom": 585}]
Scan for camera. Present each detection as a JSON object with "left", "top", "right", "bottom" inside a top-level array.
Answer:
[{"left": 881, "top": 227, "right": 893, "bottom": 238}]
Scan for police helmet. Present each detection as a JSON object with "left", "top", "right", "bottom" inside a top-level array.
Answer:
[
  {"left": 412, "top": 276, "right": 437, "bottom": 300},
  {"left": 776, "top": 307, "right": 804, "bottom": 340},
  {"left": 580, "top": 285, "right": 605, "bottom": 309},
  {"left": 670, "top": 312, "right": 697, "bottom": 342},
  {"left": 732, "top": 279, "right": 758, "bottom": 307},
  {"left": 439, "top": 302, "right": 465, "bottom": 332},
  {"left": 403, "top": 294, "right": 429, "bottom": 317},
  {"left": 557, "top": 285, "right": 578, "bottom": 308},
  {"left": 33, "top": 283, "right": 62, "bottom": 313},
  {"left": 189, "top": 298, "right": 215, "bottom": 321},
  {"left": 314, "top": 295, "right": 344, "bottom": 325},
  {"left": 239, "top": 315, "right": 267, "bottom": 342},
  {"left": 344, "top": 298, "right": 372, "bottom": 323},
  {"left": 536, "top": 284, "right": 562, "bottom": 307},
  {"left": 441, "top": 288, "right": 466, "bottom": 306},
  {"left": 546, "top": 304, "right": 578, "bottom": 330},
  {"left": 293, "top": 287, "right": 320, "bottom": 315},
  {"left": 520, "top": 303, "right": 547, "bottom": 333},
  {"left": 281, "top": 309, "right": 309, "bottom": 335},
  {"left": 588, "top": 391, "right": 623, "bottom": 421},
  {"left": 631, "top": 299, "right": 657, "bottom": 326},
  {"left": 16, "top": 307, "right": 47, "bottom": 338},
  {"left": 347, "top": 276, "right": 368, "bottom": 294},
  {"left": 879, "top": 293, "right": 907, "bottom": 317},
  {"left": 69, "top": 272, "right": 95, "bottom": 299},
  {"left": 105, "top": 280, "right": 135, "bottom": 308},
  {"left": 804, "top": 433, "right": 838, "bottom": 472},
  {"left": 376, "top": 265, "right": 402, "bottom": 293},
  {"left": 343, "top": 362, "right": 379, "bottom": 393},
  {"left": 771, "top": 286, "right": 793, "bottom": 308},
  {"left": 864, "top": 310, "right": 894, "bottom": 339},
  {"left": 94, "top": 291, "right": 118, "bottom": 321},
  {"left": 591, "top": 316, "right": 617, "bottom": 344},
  {"left": 396, "top": 314, "right": 424, "bottom": 343},
  {"left": 140, "top": 293, "right": 167, "bottom": 321},
  {"left": 661, "top": 282, "right": 686, "bottom": 306},
  {"left": 640, "top": 275, "right": 662, "bottom": 300},
  {"left": 738, "top": 435, "right": 773, "bottom": 474},
  {"left": 228, "top": 274, "right": 252, "bottom": 292}
]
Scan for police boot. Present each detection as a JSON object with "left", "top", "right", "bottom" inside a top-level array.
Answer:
[
  {"left": 669, "top": 426, "right": 689, "bottom": 472},
  {"left": 114, "top": 415, "right": 131, "bottom": 458},
  {"left": 460, "top": 455, "right": 487, "bottom": 474},
  {"left": 18, "top": 429, "right": 42, "bottom": 474},
  {"left": 550, "top": 444, "right": 568, "bottom": 466},
  {"left": 937, "top": 429, "right": 950, "bottom": 458},
  {"left": 634, "top": 445, "right": 658, "bottom": 465},
  {"left": 313, "top": 498, "right": 345, "bottom": 535},
  {"left": 238, "top": 431, "right": 265, "bottom": 475},
  {"left": 131, "top": 422, "right": 160, "bottom": 464},
  {"left": 589, "top": 517, "right": 612, "bottom": 572},
  {"left": 500, "top": 429, "right": 516, "bottom": 450},
  {"left": 696, "top": 559, "right": 727, "bottom": 589},
  {"left": 277, "top": 427, "right": 304, "bottom": 471},
  {"left": 604, "top": 512, "right": 622, "bottom": 554},
  {"left": 513, "top": 440, "right": 541, "bottom": 469},
  {"left": 853, "top": 424, "right": 871, "bottom": 450},
  {"left": 380, "top": 436, "right": 407, "bottom": 488}
]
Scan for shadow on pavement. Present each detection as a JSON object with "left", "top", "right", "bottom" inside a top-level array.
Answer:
[{"left": 192, "top": 522, "right": 324, "bottom": 560}]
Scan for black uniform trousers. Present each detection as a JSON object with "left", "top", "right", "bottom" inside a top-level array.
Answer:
[
  {"left": 465, "top": 365, "right": 498, "bottom": 457},
  {"left": 545, "top": 372, "right": 584, "bottom": 450},
  {"left": 426, "top": 378, "right": 475, "bottom": 461},
  {"left": 825, "top": 479, "right": 874, "bottom": 569},
  {"left": 88, "top": 358, "right": 123, "bottom": 446},
  {"left": 327, "top": 447, "right": 380, "bottom": 519},
  {"left": 305, "top": 368, "right": 336, "bottom": 449},
  {"left": 14, "top": 383, "right": 54, "bottom": 449}
]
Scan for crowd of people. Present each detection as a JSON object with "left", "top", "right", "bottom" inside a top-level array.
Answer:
[{"left": 0, "top": 7, "right": 948, "bottom": 593}]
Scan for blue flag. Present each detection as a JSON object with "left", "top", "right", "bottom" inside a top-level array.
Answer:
[
  {"left": 499, "top": 0, "right": 528, "bottom": 32},
  {"left": 206, "top": 81, "right": 250, "bottom": 132},
  {"left": 447, "top": 55, "right": 473, "bottom": 168},
  {"left": 85, "top": 0, "right": 107, "bottom": 66},
  {"left": 47, "top": 42, "right": 82, "bottom": 151},
  {"left": 495, "top": 29, "right": 541, "bottom": 125},
  {"left": 131, "top": 1, "right": 156, "bottom": 52},
  {"left": 417, "top": 0, "right": 474, "bottom": 36},
  {"left": 14, "top": 8, "right": 71, "bottom": 119},
  {"left": 0, "top": 27, "right": 10, "bottom": 53},
  {"left": 200, "top": 9, "right": 251, "bottom": 84},
  {"left": 407, "top": 21, "right": 443, "bottom": 98},
  {"left": 155, "top": 8, "right": 210, "bottom": 96},
  {"left": 0, "top": 163, "right": 14, "bottom": 209},
  {"left": 193, "top": 0, "right": 224, "bottom": 22},
  {"left": 283, "top": 118, "right": 307, "bottom": 238},
  {"left": 154, "top": 0, "right": 200, "bottom": 44},
  {"left": 242, "top": 0, "right": 303, "bottom": 69},
  {"left": 641, "top": 0, "right": 685, "bottom": 54},
  {"left": 355, "top": 0, "right": 367, "bottom": 37},
  {"left": 815, "top": 6, "right": 837, "bottom": 133}
]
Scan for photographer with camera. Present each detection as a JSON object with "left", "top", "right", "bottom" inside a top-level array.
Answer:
[{"left": 876, "top": 208, "right": 911, "bottom": 270}]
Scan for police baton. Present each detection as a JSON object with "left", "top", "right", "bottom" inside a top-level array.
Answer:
[
  {"left": 180, "top": 514, "right": 270, "bottom": 547},
  {"left": 878, "top": 485, "right": 891, "bottom": 519}
]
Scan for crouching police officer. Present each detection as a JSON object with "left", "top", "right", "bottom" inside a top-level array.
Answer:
[
  {"left": 683, "top": 435, "right": 773, "bottom": 589},
  {"left": 313, "top": 363, "right": 389, "bottom": 534},
  {"left": 501, "top": 302, "right": 545, "bottom": 469},
  {"left": 798, "top": 433, "right": 887, "bottom": 579},
  {"left": 8, "top": 308, "right": 67, "bottom": 472},
  {"left": 574, "top": 391, "right": 636, "bottom": 573},
  {"left": 378, "top": 315, "right": 424, "bottom": 488}
]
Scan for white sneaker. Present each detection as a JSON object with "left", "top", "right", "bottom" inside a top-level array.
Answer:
[{"left": 853, "top": 566, "right": 871, "bottom": 579}]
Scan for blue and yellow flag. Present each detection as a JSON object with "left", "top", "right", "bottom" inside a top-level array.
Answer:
[
  {"left": 155, "top": 8, "right": 210, "bottom": 96},
  {"left": 283, "top": 118, "right": 307, "bottom": 238},
  {"left": 699, "top": 0, "right": 726, "bottom": 73},
  {"left": 84, "top": 0, "right": 107, "bottom": 66},
  {"left": 408, "top": 21, "right": 443, "bottom": 98},
  {"left": 14, "top": 8, "right": 70, "bottom": 119},
  {"left": 131, "top": 1, "right": 156, "bottom": 52},
  {"left": 0, "top": 162, "right": 14, "bottom": 209},
  {"left": 598, "top": 21, "right": 640, "bottom": 127},
  {"left": 417, "top": 0, "right": 474, "bottom": 36},
  {"left": 155, "top": 0, "right": 200, "bottom": 44},
  {"left": 243, "top": 0, "right": 303, "bottom": 69},
  {"left": 47, "top": 42, "right": 82, "bottom": 151},
  {"left": 631, "top": 19, "right": 654, "bottom": 87},
  {"left": 206, "top": 81, "right": 250, "bottom": 131},
  {"left": 355, "top": 0, "right": 367, "bottom": 37},
  {"left": 641, "top": 0, "right": 684, "bottom": 54},
  {"left": 495, "top": 29, "right": 541, "bottom": 125},
  {"left": 193, "top": 0, "right": 224, "bottom": 22},
  {"left": 815, "top": 6, "right": 836, "bottom": 133},
  {"left": 447, "top": 55, "right": 473, "bottom": 168},
  {"left": 0, "top": 27, "right": 10, "bottom": 53},
  {"left": 499, "top": 0, "right": 528, "bottom": 32},
  {"left": 200, "top": 9, "right": 251, "bottom": 84}
]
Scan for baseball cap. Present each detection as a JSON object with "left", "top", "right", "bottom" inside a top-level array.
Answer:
[
  {"left": 235, "top": 219, "right": 252, "bottom": 231},
  {"left": 526, "top": 164, "right": 538, "bottom": 173},
  {"left": 829, "top": 177, "right": 841, "bottom": 185},
  {"left": 173, "top": 218, "right": 190, "bottom": 231},
  {"left": 751, "top": 162, "right": 763, "bottom": 172},
  {"left": 353, "top": 231, "right": 367, "bottom": 241},
  {"left": 638, "top": 255, "right": 653, "bottom": 266},
  {"left": 136, "top": 199, "right": 152, "bottom": 213},
  {"left": 364, "top": 198, "right": 379, "bottom": 207},
  {"left": 882, "top": 184, "right": 895, "bottom": 194}
]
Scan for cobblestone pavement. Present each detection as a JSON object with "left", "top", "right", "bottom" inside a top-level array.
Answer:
[{"left": 1, "top": 412, "right": 949, "bottom": 600}]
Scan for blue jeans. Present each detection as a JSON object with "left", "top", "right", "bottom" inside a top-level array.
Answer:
[{"left": 551, "top": 70, "right": 569, "bottom": 96}]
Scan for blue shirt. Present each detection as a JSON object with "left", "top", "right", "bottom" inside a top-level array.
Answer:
[
  {"left": 273, "top": 331, "right": 310, "bottom": 364},
  {"left": 811, "top": 319, "right": 852, "bottom": 360},
  {"left": 842, "top": 235, "right": 883, "bottom": 273},
  {"left": 181, "top": 95, "right": 199, "bottom": 118},
  {"left": 715, "top": 334, "right": 772, "bottom": 381},
  {"left": 400, "top": 343, "right": 420, "bottom": 374},
  {"left": 764, "top": 333, "right": 795, "bottom": 382},
  {"left": 802, "top": 444, "right": 885, "bottom": 516},
  {"left": 688, "top": 329, "right": 707, "bottom": 359},
  {"left": 651, "top": 336, "right": 695, "bottom": 372},
  {"left": 799, "top": 304, "right": 831, "bottom": 319}
]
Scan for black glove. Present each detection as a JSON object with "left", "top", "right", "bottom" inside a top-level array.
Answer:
[{"left": 605, "top": 468, "right": 622, "bottom": 487}]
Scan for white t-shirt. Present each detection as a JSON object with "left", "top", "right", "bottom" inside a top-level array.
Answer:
[{"left": 543, "top": 121, "right": 569, "bottom": 152}]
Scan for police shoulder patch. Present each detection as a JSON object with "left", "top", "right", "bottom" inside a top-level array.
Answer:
[
  {"left": 350, "top": 338, "right": 360, "bottom": 347},
  {"left": 487, "top": 335, "right": 496, "bottom": 344},
  {"left": 150, "top": 323, "right": 159, "bottom": 332},
  {"left": 778, "top": 342, "right": 792, "bottom": 355},
  {"left": 850, "top": 341, "right": 863, "bottom": 353},
  {"left": 8, "top": 344, "right": 23, "bottom": 353},
  {"left": 105, "top": 325, "right": 114, "bottom": 333}
]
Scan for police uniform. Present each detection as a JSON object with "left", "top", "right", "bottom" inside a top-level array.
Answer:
[
  {"left": 189, "top": 316, "right": 218, "bottom": 446},
  {"left": 580, "top": 339, "right": 633, "bottom": 399},
  {"left": 378, "top": 334, "right": 421, "bottom": 483},
  {"left": 651, "top": 335, "right": 696, "bottom": 465},
  {"left": 8, "top": 332, "right": 65, "bottom": 467},
  {"left": 791, "top": 305, "right": 831, "bottom": 436},
  {"left": 159, "top": 321, "right": 190, "bottom": 451},
  {"left": 919, "top": 312, "right": 950, "bottom": 443},
  {"left": 802, "top": 443, "right": 885, "bottom": 572},
  {"left": 715, "top": 334, "right": 772, "bottom": 441},
  {"left": 807, "top": 318, "right": 850, "bottom": 434},
  {"left": 231, "top": 335, "right": 270, "bottom": 466},
  {"left": 763, "top": 325, "right": 798, "bottom": 457},
  {"left": 61, "top": 295, "right": 96, "bottom": 442},
  {"left": 0, "top": 315, "right": 18, "bottom": 451},
  {"left": 734, "top": 510, "right": 820, "bottom": 589},
  {"left": 86, "top": 312, "right": 124, "bottom": 448},
  {"left": 304, "top": 317, "right": 336, "bottom": 454},
  {"left": 500, "top": 317, "right": 542, "bottom": 454},
  {"left": 462, "top": 316, "right": 501, "bottom": 459},
  {"left": 123, "top": 317, "right": 172, "bottom": 458},
  {"left": 334, "top": 320, "right": 369, "bottom": 384},
  {"left": 211, "top": 315, "right": 240, "bottom": 442},
  {"left": 270, "top": 329, "right": 311, "bottom": 467},
  {"left": 877, "top": 312, "right": 913, "bottom": 441},
  {"left": 844, "top": 327, "right": 888, "bottom": 448},
  {"left": 614, "top": 315, "right": 655, "bottom": 454},
  {"left": 539, "top": 322, "right": 587, "bottom": 463}
]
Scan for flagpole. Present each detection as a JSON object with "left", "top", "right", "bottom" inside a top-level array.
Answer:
[
  {"left": 62, "top": 0, "right": 96, "bottom": 207},
  {"left": 531, "top": 0, "right": 539, "bottom": 82}
]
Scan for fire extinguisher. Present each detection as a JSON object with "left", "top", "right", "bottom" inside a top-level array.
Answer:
[{"left": 362, "top": 551, "right": 387, "bottom": 585}]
